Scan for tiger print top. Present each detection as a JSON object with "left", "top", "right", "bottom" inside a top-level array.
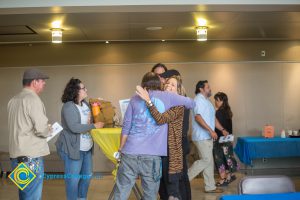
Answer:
[{"left": 148, "top": 105, "right": 184, "bottom": 176}]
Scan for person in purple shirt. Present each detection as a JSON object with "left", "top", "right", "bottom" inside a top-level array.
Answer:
[{"left": 114, "top": 72, "right": 195, "bottom": 200}]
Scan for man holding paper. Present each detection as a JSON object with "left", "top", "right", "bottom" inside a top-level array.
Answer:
[{"left": 7, "top": 68, "right": 51, "bottom": 200}]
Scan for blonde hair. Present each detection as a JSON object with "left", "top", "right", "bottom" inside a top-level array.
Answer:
[{"left": 165, "top": 75, "right": 186, "bottom": 96}]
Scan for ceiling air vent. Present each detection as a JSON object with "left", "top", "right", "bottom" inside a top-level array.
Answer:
[{"left": 0, "top": 25, "right": 36, "bottom": 35}]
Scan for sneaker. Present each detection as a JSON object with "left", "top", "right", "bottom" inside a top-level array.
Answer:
[{"left": 205, "top": 188, "right": 224, "bottom": 193}]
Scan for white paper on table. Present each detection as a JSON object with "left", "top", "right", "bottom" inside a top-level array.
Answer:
[
  {"left": 219, "top": 135, "right": 234, "bottom": 143},
  {"left": 46, "top": 122, "right": 63, "bottom": 142},
  {"left": 119, "top": 99, "right": 130, "bottom": 120}
]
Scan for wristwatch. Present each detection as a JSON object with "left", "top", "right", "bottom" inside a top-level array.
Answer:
[{"left": 146, "top": 100, "right": 153, "bottom": 107}]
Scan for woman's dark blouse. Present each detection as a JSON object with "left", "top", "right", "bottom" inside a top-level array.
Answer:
[
  {"left": 182, "top": 108, "right": 190, "bottom": 155},
  {"left": 215, "top": 108, "right": 232, "bottom": 137}
]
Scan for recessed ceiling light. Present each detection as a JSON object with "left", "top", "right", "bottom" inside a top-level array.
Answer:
[
  {"left": 105, "top": 41, "right": 109, "bottom": 44},
  {"left": 197, "top": 18, "right": 207, "bottom": 26},
  {"left": 146, "top": 27, "right": 162, "bottom": 31},
  {"left": 51, "top": 21, "right": 62, "bottom": 29},
  {"left": 50, "top": 28, "right": 64, "bottom": 43},
  {"left": 161, "top": 40, "right": 165, "bottom": 42},
  {"left": 196, "top": 26, "right": 208, "bottom": 42}
]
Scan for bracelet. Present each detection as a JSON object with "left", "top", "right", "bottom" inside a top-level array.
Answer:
[{"left": 146, "top": 100, "right": 153, "bottom": 107}]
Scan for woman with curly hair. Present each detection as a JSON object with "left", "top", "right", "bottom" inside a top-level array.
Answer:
[
  {"left": 55, "top": 78, "right": 104, "bottom": 200},
  {"left": 213, "top": 92, "right": 238, "bottom": 187}
]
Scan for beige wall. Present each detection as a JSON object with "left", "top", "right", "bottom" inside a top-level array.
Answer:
[
  {"left": 1, "top": 41, "right": 300, "bottom": 171},
  {"left": 0, "top": 41, "right": 300, "bottom": 68}
]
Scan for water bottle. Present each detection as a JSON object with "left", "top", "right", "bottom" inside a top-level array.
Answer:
[
  {"left": 280, "top": 130, "right": 286, "bottom": 138},
  {"left": 113, "top": 151, "right": 121, "bottom": 162}
]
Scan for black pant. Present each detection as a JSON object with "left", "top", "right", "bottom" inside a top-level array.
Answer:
[
  {"left": 179, "top": 155, "right": 191, "bottom": 200},
  {"left": 159, "top": 155, "right": 191, "bottom": 200}
]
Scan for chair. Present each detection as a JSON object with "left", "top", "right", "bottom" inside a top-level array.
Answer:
[{"left": 238, "top": 175, "right": 295, "bottom": 195}]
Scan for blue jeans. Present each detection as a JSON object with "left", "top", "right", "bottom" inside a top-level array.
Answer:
[
  {"left": 11, "top": 157, "right": 44, "bottom": 200},
  {"left": 61, "top": 150, "right": 93, "bottom": 200},
  {"left": 114, "top": 153, "right": 162, "bottom": 200}
]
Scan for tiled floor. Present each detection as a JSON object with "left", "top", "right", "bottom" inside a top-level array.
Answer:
[{"left": 0, "top": 172, "right": 299, "bottom": 200}]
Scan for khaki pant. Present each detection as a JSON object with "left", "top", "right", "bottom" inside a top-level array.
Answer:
[{"left": 188, "top": 139, "right": 216, "bottom": 191}]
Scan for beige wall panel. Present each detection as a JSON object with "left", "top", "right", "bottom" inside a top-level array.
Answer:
[
  {"left": 1, "top": 40, "right": 300, "bottom": 171},
  {"left": 0, "top": 41, "right": 300, "bottom": 68},
  {"left": 283, "top": 64, "right": 300, "bottom": 130}
]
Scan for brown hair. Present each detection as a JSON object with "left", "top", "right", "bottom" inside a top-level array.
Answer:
[
  {"left": 214, "top": 92, "right": 233, "bottom": 119},
  {"left": 61, "top": 78, "right": 82, "bottom": 103},
  {"left": 141, "top": 72, "right": 162, "bottom": 91},
  {"left": 151, "top": 63, "right": 167, "bottom": 73},
  {"left": 165, "top": 75, "right": 186, "bottom": 96}
]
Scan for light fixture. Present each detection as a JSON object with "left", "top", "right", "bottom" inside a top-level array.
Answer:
[
  {"left": 197, "top": 19, "right": 207, "bottom": 26},
  {"left": 196, "top": 26, "right": 208, "bottom": 41},
  {"left": 50, "top": 20, "right": 63, "bottom": 43},
  {"left": 161, "top": 39, "right": 165, "bottom": 42},
  {"left": 51, "top": 21, "right": 61, "bottom": 29},
  {"left": 50, "top": 28, "right": 64, "bottom": 43},
  {"left": 105, "top": 41, "right": 109, "bottom": 44},
  {"left": 146, "top": 26, "right": 162, "bottom": 31}
]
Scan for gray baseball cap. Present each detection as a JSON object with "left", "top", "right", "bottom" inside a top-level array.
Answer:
[{"left": 23, "top": 68, "right": 49, "bottom": 80}]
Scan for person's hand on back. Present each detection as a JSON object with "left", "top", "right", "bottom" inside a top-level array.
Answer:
[{"left": 136, "top": 85, "right": 151, "bottom": 102}]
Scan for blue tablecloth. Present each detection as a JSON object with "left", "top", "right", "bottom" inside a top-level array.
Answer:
[
  {"left": 234, "top": 137, "right": 300, "bottom": 165},
  {"left": 220, "top": 192, "right": 300, "bottom": 200}
]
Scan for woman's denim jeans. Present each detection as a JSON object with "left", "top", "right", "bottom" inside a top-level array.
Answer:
[{"left": 61, "top": 150, "right": 93, "bottom": 200}]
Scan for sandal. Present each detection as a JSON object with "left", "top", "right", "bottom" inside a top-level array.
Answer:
[
  {"left": 226, "top": 174, "right": 237, "bottom": 184},
  {"left": 205, "top": 188, "right": 224, "bottom": 193},
  {"left": 216, "top": 179, "right": 228, "bottom": 187}
]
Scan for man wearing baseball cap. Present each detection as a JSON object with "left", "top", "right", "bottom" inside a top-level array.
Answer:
[{"left": 8, "top": 68, "right": 51, "bottom": 199}]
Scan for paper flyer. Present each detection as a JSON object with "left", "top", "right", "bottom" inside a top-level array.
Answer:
[
  {"left": 119, "top": 99, "right": 130, "bottom": 120},
  {"left": 47, "top": 122, "right": 63, "bottom": 142},
  {"left": 219, "top": 135, "right": 234, "bottom": 143}
]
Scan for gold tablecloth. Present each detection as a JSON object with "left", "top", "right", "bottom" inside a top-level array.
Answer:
[
  {"left": 91, "top": 128, "right": 142, "bottom": 199},
  {"left": 91, "top": 128, "right": 121, "bottom": 177}
]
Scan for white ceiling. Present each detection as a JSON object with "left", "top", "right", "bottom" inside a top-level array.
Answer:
[{"left": 0, "top": 5, "right": 300, "bottom": 43}]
